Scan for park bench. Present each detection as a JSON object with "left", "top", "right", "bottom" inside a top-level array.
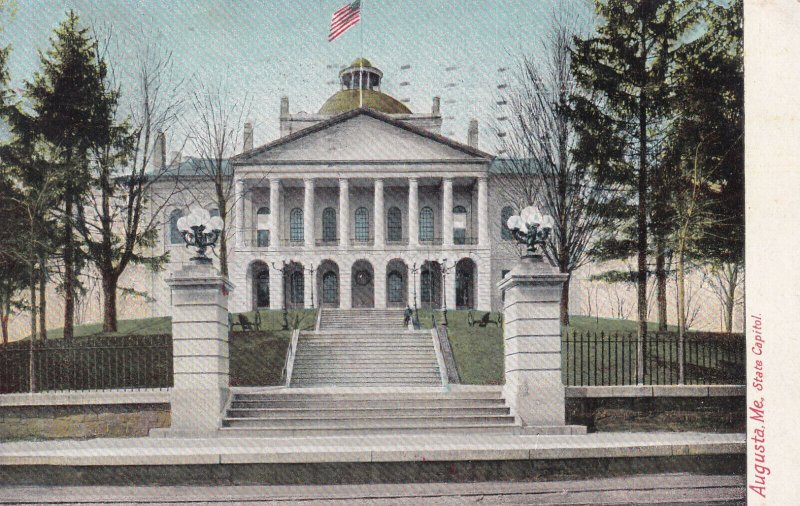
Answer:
[
  {"left": 468, "top": 311, "right": 502, "bottom": 328},
  {"left": 228, "top": 311, "right": 262, "bottom": 332}
]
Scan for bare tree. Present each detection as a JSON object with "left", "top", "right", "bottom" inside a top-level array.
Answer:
[
  {"left": 182, "top": 78, "right": 253, "bottom": 277},
  {"left": 705, "top": 260, "right": 743, "bottom": 333},
  {"left": 75, "top": 43, "right": 187, "bottom": 332},
  {"left": 494, "top": 11, "right": 611, "bottom": 325}
]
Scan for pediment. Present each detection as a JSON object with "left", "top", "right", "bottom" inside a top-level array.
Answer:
[{"left": 234, "top": 109, "right": 491, "bottom": 164}]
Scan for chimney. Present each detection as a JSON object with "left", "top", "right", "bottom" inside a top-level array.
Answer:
[
  {"left": 280, "top": 96, "right": 289, "bottom": 117},
  {"left": 153, "top": 131, "right": 166, "bottom": 169},
  {"left": 467, "top": 119, "right": 479, "bottom": 148},
  {"left": 169, "top": 150, "right": 181, "bottom": 167},
  {"left": 243, "top": 122, "right": 254, "bottom": 152},
  {"left": 432, "top": 96, "right": 440, "bottom": 115}
]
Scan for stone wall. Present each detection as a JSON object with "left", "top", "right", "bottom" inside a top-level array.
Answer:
[{"left": 0, "top": 391, "right": 170, "bottom": 441}]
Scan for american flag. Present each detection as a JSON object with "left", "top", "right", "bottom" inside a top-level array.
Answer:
[{"left": 329, "top": 1, "right": 361, "bottom": 42}]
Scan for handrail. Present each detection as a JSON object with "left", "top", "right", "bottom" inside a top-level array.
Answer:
[
  {"left": 283, "top": 329, "right": 300, "bottom": 387},
  {"left": 429, "top": 322, "right": 449, "bottom": 388},
  {"left": 315, "top": 307, "right": 323, "bottom": 331}
]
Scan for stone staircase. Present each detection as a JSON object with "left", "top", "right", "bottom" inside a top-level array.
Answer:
[
  {"left": 290, "top": 328, "right": 441, "bottom": 387},
  {"left": 220, "top": 388, "right": 518, "bottom": 436},
  {"left": 318, "top": 308, "right": 407, "bottom": 330}
]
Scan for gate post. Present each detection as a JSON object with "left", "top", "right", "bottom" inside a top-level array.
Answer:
[
  {"left": 166, "top": 262, "right": 234, "bottom": 435},
  {"left": 499, "top": 254, "right": 568, "bottom": 427}
]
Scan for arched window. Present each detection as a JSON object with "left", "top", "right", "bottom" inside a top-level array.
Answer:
[
  {"left": 290, "top": 208, "right": 303, "bottom": 242},
  {"left": 387, "top": 207, "right": 402, "bottom": 242},
  {"left": 355, "top": 207, "right": 369, "bottom": 242},
  {"left": 387, "top": 271, "right": 403, "bottom": 303},
  {"left": 420, "top": 269, "right": 433, "bottom": 304},
  {"left": 501, "top": 206, "right": 514, "bottom": 240},
  {"left": 322, "top": 207, "right": 337, "bottom": 242},
  {"left": 257, "top": 207, "right": 270, "bottom": 247},
  {"left": 290, "top": 271, "right": 304, "bottom": 304},
  {"left": 169, "top": 209, "right": 183, "bottom": 245},
  {"left": 256, "top": 270, "right": 269, "bottom": 308},
  {"left": 419, "top": 206, "right": 434, "bottom": 242},
  {"left": 322, "top": 271, "right": 338, "bottom": 304},
  {"left": 453, "top": 205, "right": 467, "bottom": 245}
]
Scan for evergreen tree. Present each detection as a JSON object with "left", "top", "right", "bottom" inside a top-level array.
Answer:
[
  {"left": 24, "top": 11, "right": 111, "bottom": 339},
  {"left": 569, "top": 0, "right": 698, "bottom": 381}
]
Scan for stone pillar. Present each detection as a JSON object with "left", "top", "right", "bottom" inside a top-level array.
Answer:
[
  {"left": 499, "top": 254, "right": 568, "bottom": 427},
  {"left": 408, "top": 178, "right": 419, "bottom": 247},
  {"left": 269, "top": 265, "right": 282, "bottom": 310},
  {"left": 339, "top": 178, "right": 350, "bottom": 248},
  {"left": 478, "top": 176, "right": 489, "bottom": 247},
  {"left": 303, "top": 177, "right": 315, "bottom": 248},
  {"left": 269, "top": 178, "right": 280, "bottom": 251},
  {"left": 235, "top": 178, "right": 245, "bottom": 247},
  {"left": 167, "top": 262, "right": 233, "bottom": 435},
  {"left": 374, "top": 179, "right": 385, "bottom": 248},
  {"left": 442, "top": 178, "right": 454, "bottom": 247},
  {"left": 374, "top": 261, "right": 387, "bottom": 309},
  {"left": 340, "top": 260, "right": 352, "bottom": 309},
  {"left": 445, "top": 262, "right": 457, "bottom": 313},
  {"left": 303, "top": 265, "right": 314, "bottom": 309},
  {"left": 476, "top": 255, "right": 492, "bottom": 311}
]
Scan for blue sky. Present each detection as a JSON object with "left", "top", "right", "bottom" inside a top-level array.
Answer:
[{"left": 2, "top": 0, "right": 591, "bottom": 152}]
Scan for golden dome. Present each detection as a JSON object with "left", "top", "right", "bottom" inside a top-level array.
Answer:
[{"left": 319, "top": 89, "right": 411, "bottom": 115}]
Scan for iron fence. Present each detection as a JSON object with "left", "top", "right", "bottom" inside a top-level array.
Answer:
[
  {"left": 561, "top": 331, "right": 745, "bottom": 386},
  {"left": 0, "top": 334, "right": 172, "bottom": 394}
]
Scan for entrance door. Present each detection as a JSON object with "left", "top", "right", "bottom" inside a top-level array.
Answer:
[{"left": 351, "top": 261, "right": 374, "bottom": 308}]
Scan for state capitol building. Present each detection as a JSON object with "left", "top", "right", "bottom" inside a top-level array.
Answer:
[{"left": 148, "top": 59, "right": 521, "bottom": 315}]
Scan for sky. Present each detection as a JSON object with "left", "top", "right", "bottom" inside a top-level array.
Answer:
[{"left": 1, "top": 0, "right": 592, "bottom": 153}]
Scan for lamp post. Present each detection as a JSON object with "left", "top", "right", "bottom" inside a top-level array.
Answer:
[
  {"left": 506, "top": 205, "right": 554, "bottom": 258},
  {"left": 411, "top": 262, "right": 419, "bottom": 325},
  {"left": 271, "top": 261, "right": 289, "bottom": 330},
  {"left": 440, "top": 258, "right": 457, "bottom": 326},
  {"left": 306, "top": 262, "right": 315, "bottom": 309},
  {"left": 176, "top": 207, "right": 224, "bottom": 264}
]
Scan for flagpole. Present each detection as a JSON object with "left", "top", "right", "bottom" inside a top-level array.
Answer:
[{"left": 359, "top": 0, "right": 364, "bottom": 108}]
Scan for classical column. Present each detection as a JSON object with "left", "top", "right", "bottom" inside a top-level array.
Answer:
[
  {"left": 303, "top": 265, "right": 313, "bottom": 309},
  {"left": 166, "top": 262, "right": 233, "bottom": 435},
  {"left": 235, "top": 178, "right": 245, "bottom": 247},
  {"left": 303, "top": 177, "right": 315, "bottom": 248},
  {"left": 442, "top": 177, "right": 454, "bottom": 247},
  {"left": 339, "top": 178, "right": 350, "bottom": 248},
  {"left": 499, "top": 254, "right": 568, "bottom": 427},
  {"left": 408, "top": 177, "right": 419, "bottom": 247},
  {"left": 478, "top": 176, "right": 489, "bottom": 247},
  {"left": 269, "top": 265, "right": 282, "bottom": 310},
  {"left": 374, "top": 178, "right": 385, "bottom": 248},
  {"left": 269, "top": 178, "right": 280, "bottom": 250},
  {"left": 445, "top": 261, "right": 457, "bottom": 313}
]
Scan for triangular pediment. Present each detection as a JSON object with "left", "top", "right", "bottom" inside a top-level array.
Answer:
[{"left": 234, "top": 108, "right": 491, "bottom": 164}]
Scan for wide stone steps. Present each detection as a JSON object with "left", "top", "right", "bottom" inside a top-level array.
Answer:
[
  {"left": 220, "top": 389, "right": 518, "bottom": 436},
  {"left": 318, "top": 309, "right": 406, "bottom": 330}
]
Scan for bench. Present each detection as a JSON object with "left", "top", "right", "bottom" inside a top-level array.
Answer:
[
  {"left": 228, "top": 311, "right": 262, "bottom": 332},
  {"left": 468, "top": 311, "right": 502, "bottom": 327}
]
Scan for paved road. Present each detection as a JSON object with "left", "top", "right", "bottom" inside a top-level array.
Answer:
[{"left": 0, "top": 473, "right": 744, "bottom": 505}]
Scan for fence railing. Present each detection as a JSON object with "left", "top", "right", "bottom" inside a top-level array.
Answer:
[
  {"left": 561, "top": 331, "right": 745, "bottom": 386},
  {"left": 0, "top": 335, "right": 172, "bottom": 394}
]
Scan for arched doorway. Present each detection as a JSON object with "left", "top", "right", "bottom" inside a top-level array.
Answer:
[
  {"left": 420, "top": 260, "right": 442, "bottom": 309},
  {"left": 455, "top": 258, "right": 477, "bottom": 309},
  {"left": 351, "top": 260, "right": 374, "bottom": 308},
  {"left": 283, "top": 261, "right": 304, "bottom": 309},
  {"left": 249, "top": 261, "right": 270, "bottom": 310},
  {"left": 386, "top": 259, "right": 408, "bottom": 308},
  {"left": 316, "top": 260, "right": 340, "bottom": 308}
]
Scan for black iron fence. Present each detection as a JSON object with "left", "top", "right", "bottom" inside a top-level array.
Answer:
[
  {"left": 0, "top": 335, "right": 172, "bottom": 394},
  {"left": 561, "top": 331, "right": 745, "bottom": 386}
]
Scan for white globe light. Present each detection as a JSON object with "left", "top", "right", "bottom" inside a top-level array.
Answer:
[
  {"left": 541, "top": 214, "right": 555, "bottom": 230},
  {"left": 520, "top": 206, "right": 540, "bottom": 227},
  {"left": 191, "top": 207, "right": 211, "bottom": 225},
  {"left": 209, "top": 216, "right": 224, "bottom": 231},
  {"left": 185, "top": 213, "right": 200, "bottom": 228},
  {"left": 176, "top": 216, "right": 188, "bottom": 232},
  {"left": 507, "top": 215, "right": 523, "bottom": 231}
]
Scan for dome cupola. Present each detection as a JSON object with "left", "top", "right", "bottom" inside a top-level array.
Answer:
[{"left": 319, "top": 58, "right": 411, "bottom": 115}]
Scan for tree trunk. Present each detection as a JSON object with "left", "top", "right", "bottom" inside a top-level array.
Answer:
[
  {"left": 656, "top": 242, "right": 667, "bottom": 331},
  {"left": 63, "top": 197, "right": 75, "bottom": 340},
  {"left": 102, "top": 272, "right": 118, "bottom": 333},
  {"left": 219, "top": 231, "right": 229, "bottom": 278},
  {"left": 723, "top": 262, "right": 739, "bottom": 333},
  {"left": 38, "top": 265, "right": 47, "bottom": 341},
  {"left": 1, "top": 315, "right": 7, "bottom": 345},
  {"left": 29, "top": 269, "right": 37, "bottom": 341},
  {"left": 676, "top": 247, "right": 686, "bottom": 385},
  {"left": 560, "top": 274, "right": 571, "bottom": 326}
]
